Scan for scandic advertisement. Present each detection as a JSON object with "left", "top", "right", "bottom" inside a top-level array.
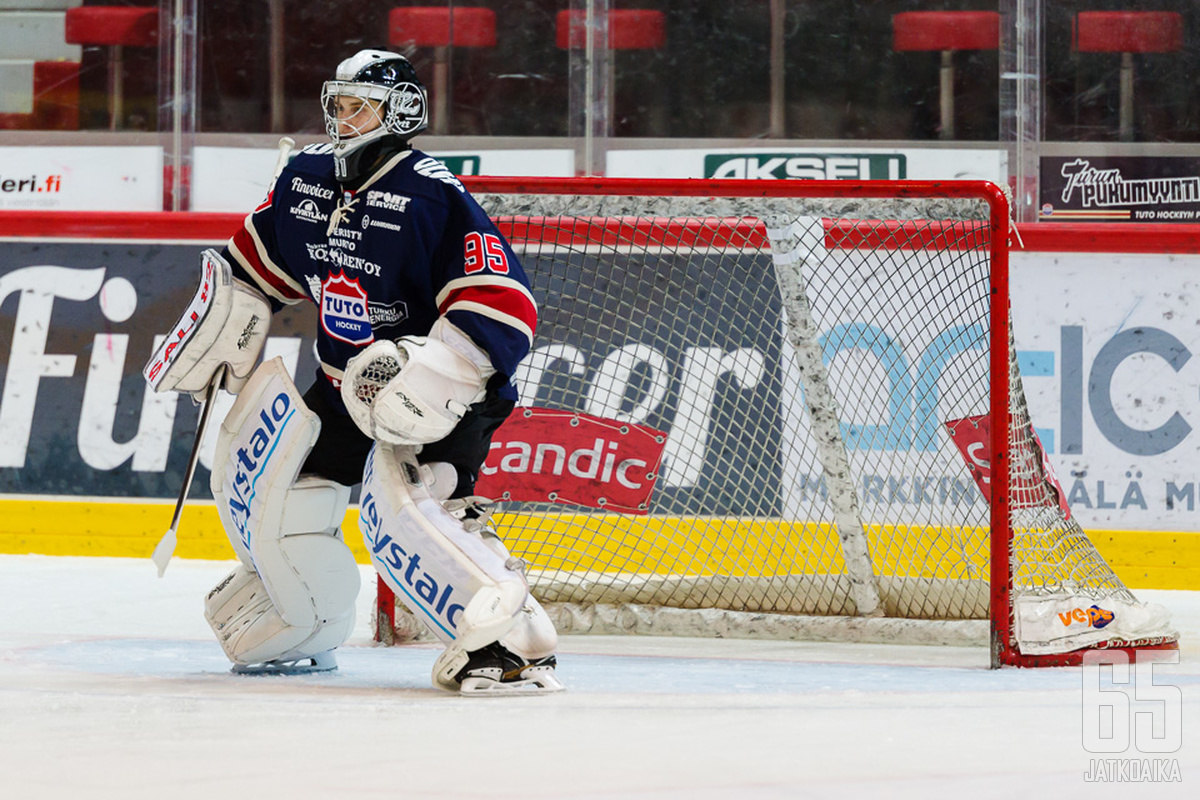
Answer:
[{"left": 3, "top": 221, "right": 1200, "bottom": 536}]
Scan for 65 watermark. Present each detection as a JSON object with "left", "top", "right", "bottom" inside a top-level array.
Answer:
[{"left": 1082, "top": 650, "right": 1183, "bottom": 783}]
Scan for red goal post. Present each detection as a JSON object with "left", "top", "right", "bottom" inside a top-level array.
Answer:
[{"left": 372, "top": 177, "right": 1178, "bottom": 668}]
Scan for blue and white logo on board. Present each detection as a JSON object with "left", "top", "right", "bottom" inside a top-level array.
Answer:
[{"left": 321, "top": 271, "right": 373, "bottom": 344}]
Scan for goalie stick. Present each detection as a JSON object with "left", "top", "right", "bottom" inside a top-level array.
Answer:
[
  {"left": 151, "top": 138, "right": 294, "bottom": 577},
  {"left": 151, "top": 366, "right": 225, "bottom": 576}
]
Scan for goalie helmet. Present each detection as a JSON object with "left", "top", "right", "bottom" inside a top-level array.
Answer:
[{"left": 320, "top": 49, "right": 428, "bottom": 183}]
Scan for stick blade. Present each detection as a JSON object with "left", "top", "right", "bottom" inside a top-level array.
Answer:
[{"left": 151, "top": 527, "right": 177, "bottom": 577}]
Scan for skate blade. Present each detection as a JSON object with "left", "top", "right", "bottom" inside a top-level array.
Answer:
[
  {"left": 231, "top": 652, "right": 338, "bottom": 675},
  {"left": 458, "top": 672, "right": 566, "bottom": 695}
]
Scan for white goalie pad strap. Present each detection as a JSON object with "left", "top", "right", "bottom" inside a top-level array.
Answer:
[
  {"left": 143, "top": 248, "right": 271, "bottom": 396},
  {"left": 360, "top": 442, "right": 527, "bottom": 650},
  {"left": 341, "top": 317, "right": 496, "bottom": 445},
  {"left": 420, "top": 461, "right": 460, "bottom": 502}
]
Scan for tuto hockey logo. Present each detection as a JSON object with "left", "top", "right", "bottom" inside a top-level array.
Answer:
[{"left": 320, "top": 272, "right": 374, "bottom": 344}]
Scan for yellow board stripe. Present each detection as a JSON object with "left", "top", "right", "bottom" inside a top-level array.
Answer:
[
  {"left": 0, "top": 497, "right": 374, "bottom": 564},
  {"left": 494, "top": 512, "right": 989, "bottom": 580},
  {"left": 0, "top": 497, "right": 1196, "bottom": 590}
]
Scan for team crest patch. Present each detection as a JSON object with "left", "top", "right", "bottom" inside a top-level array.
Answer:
[{"left": 321, "top": 272, "right": 374, "bottom": 344}]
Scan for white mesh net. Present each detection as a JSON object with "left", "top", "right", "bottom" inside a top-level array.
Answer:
[{"left": 377, "top": 183, "right": 1176, "bottom": 664}]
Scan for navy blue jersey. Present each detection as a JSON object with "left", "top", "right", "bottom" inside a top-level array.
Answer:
[{"left": 222, "top": 145, "right": 536, "bottom": 411}]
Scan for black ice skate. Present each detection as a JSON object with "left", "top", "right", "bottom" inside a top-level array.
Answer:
[{"left": 443, "top": 641, "right": 565, "bottom": 695}]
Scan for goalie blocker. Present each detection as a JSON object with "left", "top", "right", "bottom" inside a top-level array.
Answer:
[{"left": 143, "top": 248, "right": 271, "bottom": 397}]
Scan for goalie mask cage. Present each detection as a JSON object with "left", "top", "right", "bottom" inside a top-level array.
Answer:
[{"left": 375, "top": 177, "right": 1177, "bottom": 668}]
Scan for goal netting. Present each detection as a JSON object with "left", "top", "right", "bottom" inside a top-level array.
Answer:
[{"left": 375, "top": 178, "right": 1177, "bottom": 668}]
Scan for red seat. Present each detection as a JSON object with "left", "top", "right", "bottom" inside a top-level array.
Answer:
[
  {"left": 893, "top": 11, "right": 999, "bottom": 53},
  {"left": 389, "top": 7, "right": 497, "bottom": 134},
  {"left": 0, "top": 61, "right": 80, "bottom": 131},
  {"left": 64, "top": 6, "right": 158, "bottom": 130},
  {"left": 1073, "top": 11, "right": 1183, "bottom": 141},
  {"left": 554, "top": 9, "right": 666, "bottom": 147},
  {"left": 390, "top": 6, "right": 497, "bottom": 48},
  {"left": 1074, "top": 11, "right": 1183, "bottom": 54},
  {"left": 555, "top": 9, "right": 666, "bottom": 50},
  {"left": 892, "top": 11, "right": 999, "bottom": 140},
  {"left": 65, "top": 7, "right": 158, "bottom": 48}
]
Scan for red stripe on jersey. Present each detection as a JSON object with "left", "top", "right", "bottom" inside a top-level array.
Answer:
[
  {"left": 438, "top": 282, "right": 537, "bottom": 334},
  {"left": 253, "top": 190, "right": 274, "bottom": 214},
  {"left": 230, "top": 222, "right": 306, "bottom": 301}
]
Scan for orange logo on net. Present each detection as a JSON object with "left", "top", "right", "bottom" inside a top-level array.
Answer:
[{"left": 1057, "top": 605, "right": 1115, "bottom": 629}]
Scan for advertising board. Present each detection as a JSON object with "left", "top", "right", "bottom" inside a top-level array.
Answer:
[
  {"left": 192, "top": 146, "right": 576, "bottom": 212},
  {"left": 607, "top": 147, "right": 1007, "bottom": 183},
  {"left": 1040, "top": 156, "right": 1200, "bottom": 223},
  {"left": 2, "top": 218, "right": 1200, "bottom": 540},
  {"left": 0, "top": 146, "right": 161, "bottom": 211}
]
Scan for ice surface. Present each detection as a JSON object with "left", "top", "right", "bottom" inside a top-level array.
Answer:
[{"left": 1, "top": 554, "right": 1197, "bottom": 799}]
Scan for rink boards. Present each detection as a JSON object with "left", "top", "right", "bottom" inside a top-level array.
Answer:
[{"left": 0, "top": 211, "right": 1199, "bottom": 590}]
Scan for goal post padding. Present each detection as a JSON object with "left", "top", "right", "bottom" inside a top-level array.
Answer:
[{"left": 373, "top": 178, "right": 1176, "bottom": 668}]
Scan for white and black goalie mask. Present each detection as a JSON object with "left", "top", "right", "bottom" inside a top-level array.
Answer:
[{"left": 320, "top": 49, "right": 428, "bottom": 182}]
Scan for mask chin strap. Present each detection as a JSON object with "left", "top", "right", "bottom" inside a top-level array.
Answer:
[{"left": 333, "top": 134, "right": 408, "bottom": 185}]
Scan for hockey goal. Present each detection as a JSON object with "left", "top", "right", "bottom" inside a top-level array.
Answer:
[{"left": 374, "top": 177, "right": 1177, "bottom": 668}]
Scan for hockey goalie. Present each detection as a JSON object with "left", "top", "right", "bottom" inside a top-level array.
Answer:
[{"left": 143, "top": 49, "right": 562, "bottom": 694}]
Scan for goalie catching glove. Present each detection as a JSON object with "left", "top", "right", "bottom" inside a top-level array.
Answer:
[
  {"left": 341, "top": 317, "right": 495, "bottom": 445},
  {"left": 143, "top": 248, "right": 272, "bottom": 397}
]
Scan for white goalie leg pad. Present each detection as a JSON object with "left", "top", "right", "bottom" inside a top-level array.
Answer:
[
  {"left": 259, "top": 476, "right": 357, "bottom": 630},
  {"left": 207, "top": 358, "right": 359, "bottom": 667},
  {"left": 143, "top": 248, "right": 271, "bottom": 397},
  {"left": 359, "top": 443, "right": 528, "bottom": 652},
  {"left": 205, "top": 564, "right": 337, "bottom": 670},
  {"left": 204, "top": 481, "right": 359, "bottom": 668}
]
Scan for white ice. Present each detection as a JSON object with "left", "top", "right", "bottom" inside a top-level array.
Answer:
[{"left": 1, "top": 554, "right": 1197, "bottom": 799}]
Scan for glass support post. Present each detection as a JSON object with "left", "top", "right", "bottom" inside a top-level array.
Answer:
[
  {"left": 568, "top": 0, "right": 611, "bottom": 176},
  {"left": 158, "top": 0, "right": 196, "bottom": 211},
  {"left": 1000, "top": 0, "right": 1043, "bottom": 224}
]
